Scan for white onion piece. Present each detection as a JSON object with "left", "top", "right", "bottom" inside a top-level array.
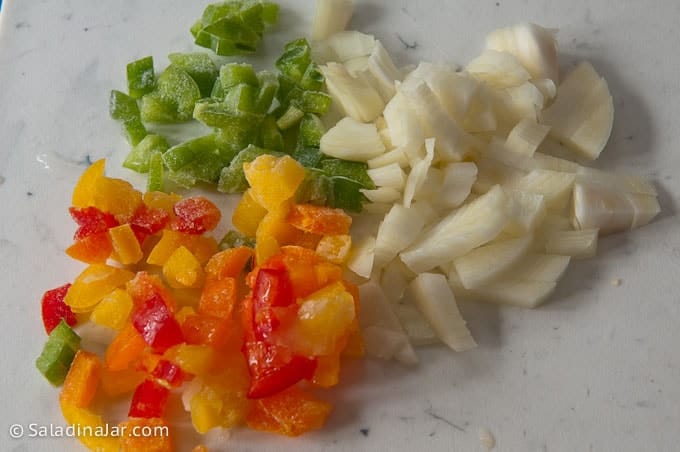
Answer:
[
  {"left": 311, "top": 0, "right": 354, "bottom": 40},
  {"left": 320, "top": 117, "right": 385, "bottom": 161}
]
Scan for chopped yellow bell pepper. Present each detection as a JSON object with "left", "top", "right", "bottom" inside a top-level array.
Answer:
[
  {"left": 244, "top": 155, "right": 305, "bottom": 210},
  {"left": 163, "top": 246, "right": 205, "bottom": 289},
  {"left": 64, "top": 264, "right": 135, "bottom": 313},
  {"left": 60, "top": 400, "right": 120, "bottom": 452},
  {"left": 109, "top": 224, "right": 143, "bottom": 264},
  {"left": 232, "top": 189, "right": 267, "bottom": 237},
  {"left": 93, "top": 177, "right": 143, "bottom": 223},
  {"left": 72, "top": 159, "right": 105, "bottom": 208},
  {"left": 164, "top": 344, "right": 216, "bottom": 376},
  {"left": 143, "top": 191, "right": 181, "bottom": 214},
  {"left": 147, "top": 230, "right": 217, "bottom": 266},
  {"left": 90, "top": 289, "right": 133, "bottom": 330},
  {"left": 315, "top": 234, "right": 352, "bottom": 264}
]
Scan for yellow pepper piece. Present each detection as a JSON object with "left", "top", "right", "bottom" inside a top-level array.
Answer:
[
  {"left": 244, "top": 155, "right": 305, "bottom": 211},
  {"left": 164, "top": 344, "right": 216, "bottom": 376},
  {"left": 190, "top": 386, "right": 225, "bottom": 434},
  {"left": 93, "top": 177, "right": 143, "bottom": 223},
  {"left": 315, "top": 234, "right": 352, "bottom": 264},
  {"left": 65, "top": 264, "right": 135, "bottom": 313},
  {"left": 90, "top": 289, "right": 133, "bottom": 330},
  {"left": 311, "top": 353, "right": 340, "bottom": 388},
  {"left": 190, "top": 361, "right": 250, "bottom": 432},
  {"left": 232, "top": 189, "right": 267, "bottom": 237},
  {"left": 147, "top": 230, "right": 217, "bottom": 265},
  {"left": 108, "top": 224, "right": 143, "bottom": 264},
  {"left": 143, "top": 191, "right": 181, "bottom": 214},
  {"left": 72, "top": 159, "right": 105, "bottom": 208},
  {"left": 60, "top": 400, "right": 120, "bottom": 452},
  {"left": 163, "top": 246, "right": 205, "bottom": 289},
  {"left": 295, "top": 282, "right": 356, "bottom": 356}
]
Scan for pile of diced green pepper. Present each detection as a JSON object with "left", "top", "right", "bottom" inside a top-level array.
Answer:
[{"left": 109, "top": 0, "right": 373, "bottom": 212}]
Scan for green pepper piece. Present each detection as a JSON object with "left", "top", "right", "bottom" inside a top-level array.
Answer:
[
  {"left": 276, "top": 74, "right": 297, "bottom": 104},
  {"left": 167, "top": 168, "right": 198, "bottom": 189},
  {"left": 35, "top": 320, "right": 81, "bottom": 387},
  {"left": 291, "top": 90, "right": 332, "bottom": 115},
  {"left": 276, "top": 38, "right": 312, "bottom": 83},
  {"left": 299, "top": 63, "right": 324, "bottom": 92},
  {"left": 194, "top": 100, "right": 261, "bottom": 129},
  {"left": 292, "top": 147, "right": 324, "bottom": 168},
  {"left": 146, "top": 150, "right": 165, "bottom": 192},
  {"left": 140, "top": 65, "right": 202, "bottom": 123},
  {"left": 201, "top": 1, "right": 244, "bottom": 26},
  {"left": 109, "top": 90, "right": 148, "bottom": 145},
  {"left": 220, "top": 63, "right": 259, "bottom": 91},
  {"left": 276, "top": 105, "right": 304, "bottom": 130},
  {"left": 319, "top": 159, "right": 375, "bottom": 189},
  {"left": 217, "top": 145, "right": 283, "bottom": 193},
  {"left": 326, "top": 176, "right": 366, "bottom": 212},
  {"left": 211, "top": 78, "right": 225, "bottom": 100},
  {"left": 297, "top": 114, "right": 325, "bottom": 149},
  {"left": 223, "top": 83, "right": 259, "bottom": 114},
  {"left": 124, "top": 134, "right": 169, "bottom": 173},
  {"left": 219, "top": 230, "right": 255, "bottom": 250},
  {"left": 215, "top": 125, "right": 258, "bottom": 157},
  {"left": 139, "top": 93, "right": 176, "bottom": 123},
  {"left": 162, "top": 134, "right": 218, "bottom": 171},
  {"left": 168, "top": 52, "right": 218, "bottom": 97},
  {"left": 261, "top": 1, "right": 279, "bottom": 24},
  {"left": 190, "top": 19, "right": 204, "bottom": 38},
  {"left": 239, "top": 1, "right": 265, "bottom": 37},
  {"left": 255, "top": 70, "right": 279, "bottom": 113},
  {"left": 294, "top": 168, "right": 328, "bottom": 204},
  {"left": 126, "top": 56, "right": 155, "bottom": 99},
  {"left": 260, "top": 115, "right": 284, "bottom": 152},
  {"left": 195, "top": 17, "right": 261, "bottom": 56}
]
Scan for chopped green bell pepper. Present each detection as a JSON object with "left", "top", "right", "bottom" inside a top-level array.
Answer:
[
  {"left": 217, "top": 144, "right": 283, "bottom": 193},
  {"left": 124, "top": 134, "right": 169, "bottom": 173},
  {"left": 35, "top": 320, "right": 81, "bottom": 386},
  {"left": 297, "top": 114, "right": 325, "bottom": 149},
  {"left": 126, "top": 56, "right": 156, "bottom": 99},
  {"left": 147, "top": 150, "right": 165, "bottom": 192},
  {"left": 140, "top": 65, "right": 202, "bottom": 123},
  {"left": 168, "top": 52, "right": 218, "bottom": 97},
  {"left": 220, "top": 63, "right": 259, "bottom": 91},
  {"left": 275, "top": 38, "right": 312, "bottom": 83},
  {"left": 219, "top": 230, "right": 255, "bottom": 250},
  {"left": 109, "top": 90, "right": 148, "bottom": 145},
  {"left": 319, "top": 159, "right": 375, "bottom": 189}
]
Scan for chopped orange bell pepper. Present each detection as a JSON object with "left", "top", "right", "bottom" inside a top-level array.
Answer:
[
  {"left": 181, "top": 314, "right": 234, "bottom": 348},
  {"left": 126, "top": 272, "right": 177, "bottom": 311},
  {"left": 286, "top": 203, "right": 352, "bottom": 235},
  {"left": 60, "top": 350, "right": 102, "bottom": 408},
  {"left": 100, "top": 368, "right": 146, "bottom": 397},
  {"left": 163, "top": 246, "right": 205, "bottom": 289},
  {"left": 204, "top": 246, "right": 253, "bottom": 281},
  {"left": 65, "top": 231, "right": 113, "bottom": 264},
  {"left": 246, "top": 387, "right": 332, "bottom": 437},
  {"left": 312, "top": 353, "right": 341, "bottom": 388},
  {"left": 143, "top": 191, "right": 181, "bottom": 214},
  {"left": 105, "top": 322, "right": 148, "bottom": 371},
  {"left": 109, "top": 224, "right": 144, "bottom": 264},
  {"left": 341, "top": 320, "right": 365, "bottom": 358},
  {"left": 72, "top": 159, "right": 105, "bottom": 208},
  {"left": 244, "top": 155, "right": 306, "bottom": 211},
  {"left": 232, "top": 189, "right": 267, "bottom": 237},
  {"left": 64, "top": 264, "right": 135, "bottom": 313},
  {"left": 119, "top": 417, "right": 172, "bottom": 452},
  {"left": 199, "top": 277, "right": 238, "bottom": 319}
]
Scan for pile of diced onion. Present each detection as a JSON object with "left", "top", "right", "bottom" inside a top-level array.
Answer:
[{"left": 310, "top": 1, "right": 660, "bottom": 363}]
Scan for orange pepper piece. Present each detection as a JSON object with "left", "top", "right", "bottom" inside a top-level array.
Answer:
[
  {"left": 72, "top": 159, "right": 105, "bottom": 208},
  {"left": 246, "top": 387, "right": 332, "bottom": 437},
  {"left": 119, "top": 417, "right": 172, "bottom": 452},
  {"left": 100, "top": 368, "right": 146, "bottom": 397},
  {"left": 204, "top": 246, "right": 253, "bottom": 281},
  {"left": 60, "top": 350, "right": 102, "bottom": 408},
  {"left": 311, "top": 353, "right": 341, "bottom": 388},
  {"left": 181, "top": 314, "right": 235, "bottom": 349},
  {"left": 286, "top": 203, "right": 352, "bottom": 235},
  {"left": 65, "top": 231, "right": 113, "bottom": 264},
  {"left": 143, "top": 191, "right": 181, "bottom": 214},
  {"left": 105, "top": 323, "right": 148, "bottom": 371},
  {"left": 315, "top": 234, "right": 352, "bottom": 264},
  {"left": 199, "top": 277, "right": 238, "bottom": 319}
]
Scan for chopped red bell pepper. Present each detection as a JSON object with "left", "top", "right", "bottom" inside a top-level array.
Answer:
[
  {"left": 132, "top": 293, "right": 184, "bottom": 353},
  {"left": 128, "top": 379, "right": 170, "bottom": 418},
  {"left": 41, "top": 283, "right": 77, "bottom": 334},
  {"left": 69, "top": 206, "right": 119, "bottom": 241},
  {"left": 129, "top": 204, "right": 170, "bottom": 244},
  {"left": 151, "top": 359, "right": 185, "bottom": 388},
  {"left": 251, "top": 267, "right": 295, "bottom": 340},
  {"left": 243, "top": 341, "right": 317, "bottom": 399},
  {"left": 171, "top": 196, "right": 221, "bottom": 234}
]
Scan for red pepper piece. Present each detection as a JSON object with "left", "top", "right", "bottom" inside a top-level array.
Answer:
[
  {"left": 128, "top": 379, "right": 170, "bottom": 418},
  {"left": 69, "top": 206, "right": 119, "bottom": 241},
  {"left": 151, "top": 359, "right": 185, "bottom": 387},
  {"left": 243, "top": 341, "right": 317, "bottom": 399},
  {"left": 132, "top": 294, "right": 184, "bottom": 353},
  {"left": 41, "top": 283, "right": 77, "bottom": 334},
  {"left": 66, "top": 231, "right": 113, "bottom": 264},
  {"left": 129, "top": 204, "right": 170, "bottom": 244},
  {"left": 171, "top": 196, "right": 221, "bottom": 234},
  {"left": 251, "top": 268, "right": 294, "bottom": 340}
]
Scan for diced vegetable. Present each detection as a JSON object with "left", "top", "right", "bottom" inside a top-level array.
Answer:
[
  {"left": 311, "top": 0, "right": 354, "bottom": 40},
  {"left": 36, "top": 320, "right": 81, "bottom": 386},
  {"left": 126, "top": 56, "right": 156, "bottom": 99},
  {"left": 320, "top": 117, "right": 385, "bottom": 161}
]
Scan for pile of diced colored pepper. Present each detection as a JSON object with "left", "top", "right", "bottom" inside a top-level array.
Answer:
[{"left": 36, "top": 156, "right": 363, "bottom": 451}]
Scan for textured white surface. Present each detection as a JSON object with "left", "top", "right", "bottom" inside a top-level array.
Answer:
[{"left": 1, "top": 0, "right": 679, "bottom": 451}]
